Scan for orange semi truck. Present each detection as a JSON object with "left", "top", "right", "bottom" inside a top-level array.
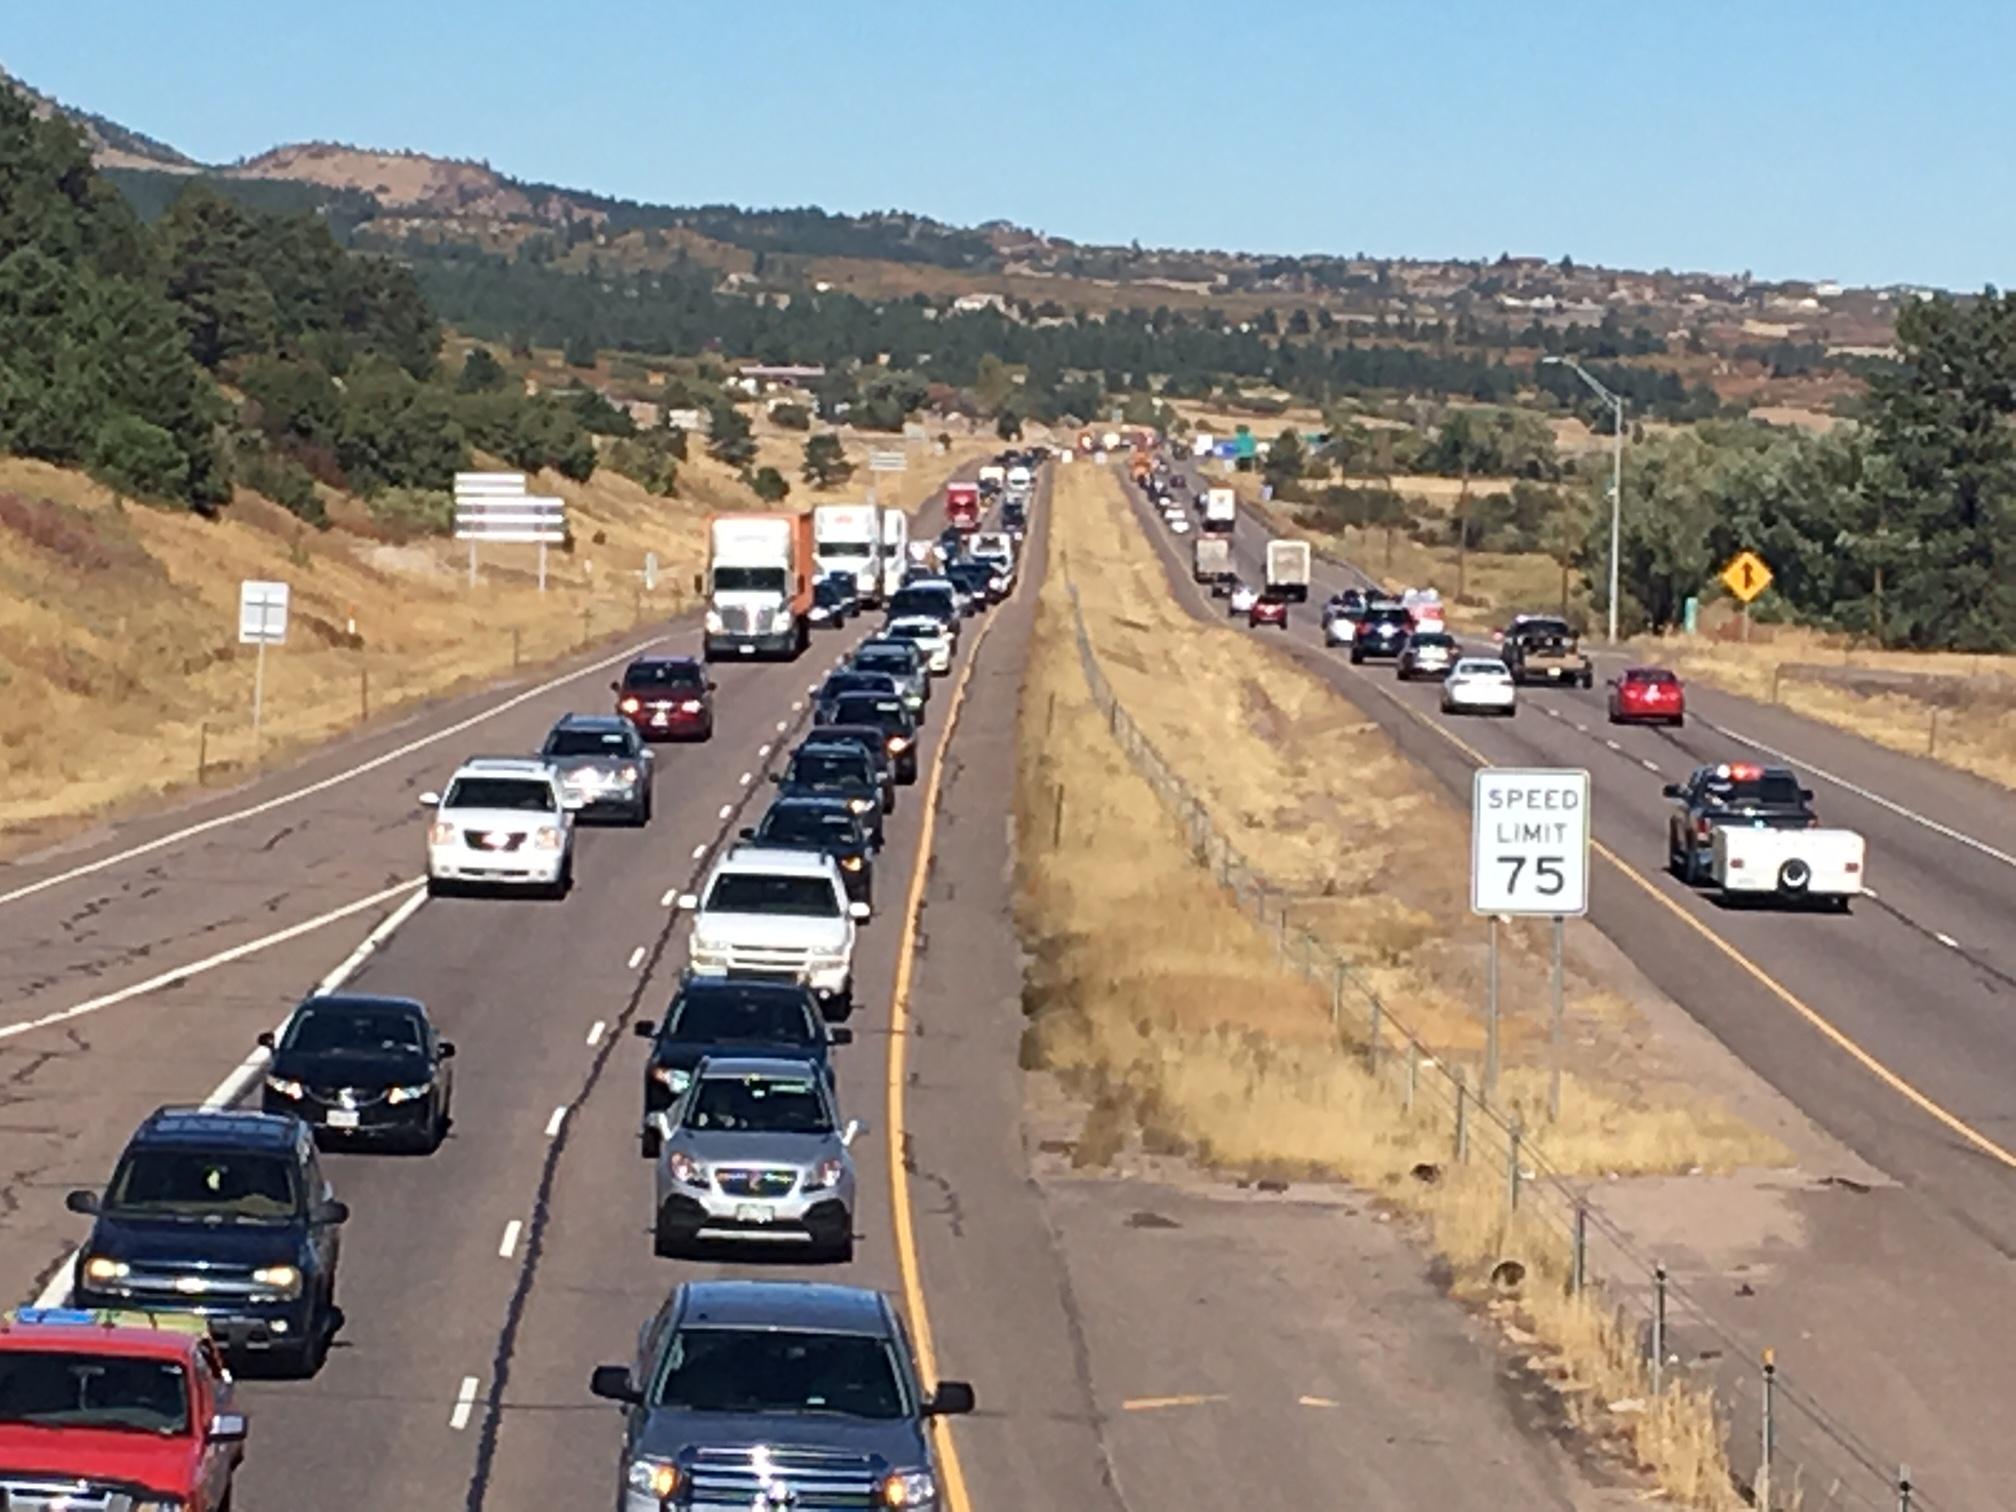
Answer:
[{"left": 703, "top": 511, "right": 815, "bottom": 661}]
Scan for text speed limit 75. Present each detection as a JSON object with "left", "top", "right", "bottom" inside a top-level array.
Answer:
[{"left": 1471, "top": 768, "right": 1591, "bottom": 917}]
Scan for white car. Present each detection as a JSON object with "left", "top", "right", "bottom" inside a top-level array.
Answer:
[
  {"left": 1324, "top": 613, "right": 1357, "bottom": 646},
  {"left": 1169, "top": 514, "right": 1192, "bottom": 535},
  {"left": 883, "top": 613, "right": 954, "bottom": 675},
  {"left": 679, "top": 847, "right": 871, "bottom": 1019},
  {"left": 1228, "top": 582, "right": 1259, "bottom": 616},
  {"left": 968, "top": 533, "right": 1016, "bottom": 580},
  {"left": 1441, "top": 658, "right": 1518, "bottom": 717},
  {"left": 422, "top": 758, "right": 575, "bottom": 896}
]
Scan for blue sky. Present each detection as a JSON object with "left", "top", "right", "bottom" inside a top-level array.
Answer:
[{"left": 7, "top": 1, "right": 2010, "bottom": 290}]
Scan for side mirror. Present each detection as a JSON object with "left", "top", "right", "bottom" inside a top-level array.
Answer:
[
  {"left": 313, "top": 1198, "right": 351, "bottom": 1227},
  {"left": 589, "top": 1364, "right": 641, "bottom": 1404},
  {"left": 925, "top": 1381, "right": 976, "bottom": 1417},
  {"left": 65, "top": 1189, "right": 101, "bottom": 1216},
  {"left": 828, "top": 1027, "right": 854, "bottom": 1047},
  {"left": 847, "top": 901, "right": 871, "bottom": 921},
  {"left": 609, "top": 680, "right": 621, "bottom": 693},
  {"left": 633, "top": 1020, "right": 657, "bottom": 1040},
  {"left": 418, "top": 792, "right": 441, "bottom": 809},
  {"left": 256, "top": 1031, "right": 276, "bottom": 1049},
  {"left": 1799, "top": 788, "right": 1815, "bottom": 803},
  {"left": 439, "top": 1041, "right": 457, "bottom": 1060},
  {"left": 208, "top": 1411, "right": 249, "bottom": 1444},
  {"left": 676, "top": 893, "right": 699, "bottom": 912},
  {"left": 738, "top": 827, "right": 755, "bottom": 840},
  {"left": 1661, "top": 783, "right": 1681, "bottom": 799},
  {"left": 706, "top": 680, "right": 718, "bottom": 692},
  {"left": 842, "top": 1117, "right": 869, "bottom": 1147},
  {"left": 768, "top": 773, "right": 783, "bottom": 785}
]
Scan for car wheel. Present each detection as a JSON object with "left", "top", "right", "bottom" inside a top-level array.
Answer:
[
  {"left": 636, "top": 792, "right": 653, "bottom": 827},
  {"left": 1670, "top": 716, "right": 1686, "bottom": 728},
  {"left": 425, "top": 1098, "right": 449, "bottom": 1154},
  {"left": 641, "top": 1125, "right": 662, "bottom": 1160},
  {"left": 653, "top": 1205, "right": 686, "bottom": 1260},
  {"left": 823, "top": 1232, "right": 856, "bottom": 1265},
  {"left": 426, "top": 876, "right": 452, "bottom": 899}
]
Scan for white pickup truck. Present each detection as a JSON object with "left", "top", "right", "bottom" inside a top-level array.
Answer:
[
  {"left": 679, "top": 847, "right": 871, "bottom": 1018},
  {"left": 1709, "top": 826, "right": 1866, "bottom": 910}
]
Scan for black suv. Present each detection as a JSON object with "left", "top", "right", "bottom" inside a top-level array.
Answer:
[
  {"left": 1664, "top": 761, "right": 1817, "bottom": 885},
  {"left": 826, "top": 693, "right": 919, "bottom": 784},
  {"left": 773, "top": 744, "right": 886, "bottom": 848},
  {"left": 1349, "top": 605, "right": 1413, "bottom": 663},
  {"left": 748, "top": 797, "right": 876, "bottom": 907},
  {"left": 590, "top": 1281, "right": 973, "bottom": 1510},
  {"left": 633, "top": 979, "right": 850, "bottom": 1157},
  {"left": 68, "top": 1107, "right": 349, "bottom": 1375}
]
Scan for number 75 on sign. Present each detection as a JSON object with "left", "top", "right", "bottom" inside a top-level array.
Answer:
[{"left": 1471, "top": 768, "right": 1591, "bottom": 917}]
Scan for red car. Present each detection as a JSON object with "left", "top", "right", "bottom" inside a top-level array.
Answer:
[
  {"left": 1608, "top": 666, "right": 1686, "bottom": 726},
  {"left": 613, "top": 656, "right": 715, "bottom": 741},
  {"left": 1249, "top": 594, "right": 1291, "bottom": 630},
  {"left": 0, "top": 1307, "right": 246, "bottom": 1510}
]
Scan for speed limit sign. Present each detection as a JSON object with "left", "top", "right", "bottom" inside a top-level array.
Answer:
[{"left": 1471, "top": 768, "right": 1590, "bottom": 916}]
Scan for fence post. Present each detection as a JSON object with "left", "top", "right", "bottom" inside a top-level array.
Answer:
[
  {"left": 1926, "top": 708, "right": 1939, "bottom": 757},
  {"left": 1051, "top": 784, "right": 1066, "bottom": 847},
  {"left": 1771, "top": 662, "right": 1784, "bottom": 704},
  {"left": 1367, "top": 996, "right": 1384, "bottom": 1075},
  {"left": 1506, "top": 1115, "right": 1524, "bottom": 1212},
  {"left": 1453, "top": 1069, "right": 1469, "bottom": 1163},
  {"left": 1329, "top": 961, "right": 1344, "bottom": 1029},
  {"left": 1404, "top": 1042, "right": 1419, "bottom": 1112},
  {"left": 1045, "top": 690, "right": 1057, "bottom": 738},
  {"left": 197, "top": 722, "right": 210, "bottom": 786},
  {"left": 1571, "top": 1202, "right": 1587, "bottom": 1294},
  {"left": 512, "top": 626, "right": 522, "bottom": 670},
  {"left": 581, "top": 604, "right": 593, "bottom": 646},
  {"left": 1758, "top": 1349, "right": 1776, "bottom": 1510},
  {"left": 1651, "top": 1264, "right": 1668, "bottom": 1396},
  {"left": 360, "top": 664, "right": 370, "bottom": 723}
]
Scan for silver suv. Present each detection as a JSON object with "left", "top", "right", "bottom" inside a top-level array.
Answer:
[
  {"left": 589, "top": 1280, "right": 974, "bottom": 1511},
  {"left": 653, "top": 1057, "right": 862, "bottom": 1262}
]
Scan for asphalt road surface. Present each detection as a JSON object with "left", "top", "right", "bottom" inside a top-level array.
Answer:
[{"left": 1135, "top": 465, "right": 2016, "bottom": 1505}]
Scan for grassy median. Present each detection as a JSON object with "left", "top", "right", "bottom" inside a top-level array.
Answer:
[{"left": 1014, "top": 460, "right": 1758, "bottom": 1506}]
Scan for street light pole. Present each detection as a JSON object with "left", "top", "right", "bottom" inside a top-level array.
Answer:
[{"left": 1541, "top": 356, "right": 1626, "bottom": 645}]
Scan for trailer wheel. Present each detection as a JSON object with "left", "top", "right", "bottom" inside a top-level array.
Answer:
[{"left": 1777, "top": 858, "right": 1813, "bottom": 895}]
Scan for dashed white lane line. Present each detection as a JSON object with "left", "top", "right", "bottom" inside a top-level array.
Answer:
[
  {"left": 450, "top": 1376, "right": 480, "bottom": 1430},
  {"left": 1604, "top": 739, "right": 1622, "bottom": 752},
  {"left": 586, "top": 1020, "right": 606, "bottom": 1046},
  {"left": 1545, "top": 707, "right": 1563, "bottom": 719},
  {"left": 739, "top": 771, "right": 754, "bottom": 786},
  {"left": 758, "top": 743, "right": 772, "bottom": 758},
  {"left": 661, "top": 887, "right": 678, "bottom": 907},
  {"left": 497, "top": 1220, "right": 523, "bottom": 1260},
  {"left": 1641, "top": 758, "right": 1661, "bottom": 773},
  {"left": 1574, "top": 722, "right": 1590, "bottom": 734},
  {"left": 544, "top": 1105, "right": 568, "bottom": 1137},
  {"left": 1936, "top": 932, "right": 1962, "bottom": 950},
  {"left": 717, "top": 803, "right": 733, "bottom": 820},
  {"left": 778, "top": 718, "right": 790, "bottom": 731},
  {"left": 626, "top": 945, "right": 646, "bottom": 971}
]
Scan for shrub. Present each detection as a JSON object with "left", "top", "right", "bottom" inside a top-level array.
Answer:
[{"left": 90, "top": 415, "right": 191, "bottom": 502}]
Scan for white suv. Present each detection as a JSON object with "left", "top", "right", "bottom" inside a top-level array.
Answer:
[
  {"left": 422, "top": 758, "right": 575, "bottom": 897},
  {"left": 678, "top": 847, "right": 869, "bottom": 1019}
]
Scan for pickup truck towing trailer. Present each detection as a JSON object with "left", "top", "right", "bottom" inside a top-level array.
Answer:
[
  {"left": 1710, "top": 826, "right": 1865, "bottom": 910},
  {"left": 1504, "top": 619, "right": 1593, "bottom": 688}
]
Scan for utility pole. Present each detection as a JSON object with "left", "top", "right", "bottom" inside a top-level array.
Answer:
[{"left": 1541, "top": 356, "right": 1626, "bottom": 645}]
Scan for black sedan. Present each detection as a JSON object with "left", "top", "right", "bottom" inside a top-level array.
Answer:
[
  {"left": 632, "top": 978, "right": 849, "bottom": 1156},
  {"left": 804, "top": 723, "right": 897, "bottom": 811},
  {"left": 772, "top": 743, "right": 887, "bottom": 845},
  {"left": 814, "top": 669, "right": 905, "bottom": 725},
  {"left": 945, "top": 559, "right": 1004, "bottom": 608},
  {"left": 747, "top": 796, "right": 875, "bottom": 908},
  {"left": 259, "top": 994, "right": 455, "bottom": 1153},
  {"left": 809, "top": 574, "right": 856, "bottom": 630},
  {"left": 826, "top": 692, "right": 919, "bottom": 784}
]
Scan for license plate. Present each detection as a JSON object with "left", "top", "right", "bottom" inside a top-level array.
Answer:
[
  {"left": 326, "top": 1109, "right": 360, "bottom": 1130},
  {"left": 738, "top": 645, "right": 754, "bottom": 656},
  {"left": 735, "top": 1203, "right": 773, "bottom": 1224},
  {"left": 652, "top": 713, "right": 670, "bottom": 726}
]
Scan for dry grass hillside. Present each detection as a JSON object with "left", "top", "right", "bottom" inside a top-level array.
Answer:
[{"left": 0, "top": 430, "right": 990, "bottom": 851}]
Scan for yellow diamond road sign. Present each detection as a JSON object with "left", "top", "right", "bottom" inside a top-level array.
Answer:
[{"left": 1720, "top": 550, "right": 1773, "bottom": 604}]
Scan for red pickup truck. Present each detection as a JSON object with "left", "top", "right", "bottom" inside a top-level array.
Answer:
[{"left": 0, "top": 1308, "right": 246, "bottom": 1511}]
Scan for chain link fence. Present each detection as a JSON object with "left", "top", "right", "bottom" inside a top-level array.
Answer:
[{"left": 1061, "top": 576, "right": 1925, "bottom": 1512}]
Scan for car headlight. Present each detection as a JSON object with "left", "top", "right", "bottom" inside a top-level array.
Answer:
[
  {"left": 265, "top": 1074, "right": 305, "bottom": 1100},
  {"left": 650, "top": 1065, "right": 693, "bottom": 1094},
  {"left": 385, "top": 1082, "right": 434, "bottom": 1105},
  {"left": 666, "top": 1151, "right": 709, "bottom": 1190},
  {"left": 429, "top": 822, "right": 456, "bottom": 845},
  {"left": 531, "top": 826, "right": 564, "bottom": 850},
  {"left": 886, "top": 735, "right": 910, "bottom": 753},
  {"left": 618, "top": 764, "right": 640, "bottom": 785},
  {"left": 252, "top": 1264, "right": 303, "bottom": 1299},
  {"left": 81, "top": 1255, "right": 129, "bottom": 1284},
  {"left": 704, "top": 610, "right": 724, "bottom": 632},
  {"left": 839, "top": 855, "right": 864, "bottom": 872},
  {"left": 848, "top": 796, "right": 874, "bottom": 814},
  {"left": 880, "top": 1469, "right": 938, "bottom": 1507},
  {"left": 809, "top": 946, "right": 850, "bottom": 968},
  {"left": 628, "top": 1459, "right": 682, "bottom": 1500},
  {"left": 770, "top": 607, "right": 794, "bottom": 631},
  {"left": 808, "top": 1157, "right": 847, "bottom": 1191}
]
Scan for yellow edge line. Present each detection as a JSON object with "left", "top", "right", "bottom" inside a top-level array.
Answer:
[
  {"left": 1122, "top": 1393, "right": 1229, "bottom": 1411},
  {"left": 1338, "top": 656, "right": 2016, "bottom": 1172},
  {"left": 888, "top": 599, "right": 1010, "bottom": 1512}
]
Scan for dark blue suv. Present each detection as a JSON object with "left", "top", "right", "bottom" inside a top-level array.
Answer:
[{"left": 67, "top": 1107, "right": 349, "bottom": 1376}]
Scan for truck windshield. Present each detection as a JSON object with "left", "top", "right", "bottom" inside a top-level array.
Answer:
[
  {"left": 443, "top": 778, "right": 555, "bottom": 812},
  {"left": 713, "top": 567, "right": 787, "bottom": 593},
  {"left": 106, "top": 1150, "right": 300, "bottom": 1221},
  {"left": 1705, "top": 775, "right": 1806, "bottom": 807},
  {"left": 653, "top": 1329, "right": 907, "bottom": 1419},
  {"left": 818, "top": 541, "right": 872, "bottom": 557},
  {"left": 705, "top": 875, "right": 841, "bottom": 918},
  {"left": 0, "top": 1351, "right": 190, "bottom": 1434}
]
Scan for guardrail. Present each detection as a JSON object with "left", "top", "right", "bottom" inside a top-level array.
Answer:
[{"left": 1059, "top": 569, "right": 1928, "bottom": 1512}]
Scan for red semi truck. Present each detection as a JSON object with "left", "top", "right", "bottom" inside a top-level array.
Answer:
[{"left": 945, "top": 482, "right": 981, "bottom": 532}]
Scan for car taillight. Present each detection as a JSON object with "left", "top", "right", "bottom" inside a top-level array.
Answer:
[
  {"left": 1695, "top": 818, "right": 1712, "bottom": 837},
  {"left": 1844, "top": 861, "right": 1861, "bottom": 873},
  {"left": 1728, "top": 857, "right": 1745, "bottom": 869},
  {"left": 679, "top": 699, "right": 703, "bottom": 713}
]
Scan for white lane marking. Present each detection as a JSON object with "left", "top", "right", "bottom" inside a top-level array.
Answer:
[
  {"left": 778, "top": 718, "right": 790, "bottom": 731},
  {"left": 660, "top": 887, "right": 678, "bottom": 907},
  {"left": 758, "top": 743, "right": 772, "bottom": 758},
  {"left": 1703, "top": 719, "right": 2016, "bottom": 874},
  {"left": 586, "top": 1020, "right": 606, "bottom": 1046},
  {"left": 626, "top": 945, "right": 646, "bottom": 971},
  {"left": 1936, "top": 932, "right": 1962, "bottom": 950},
  {"left": 738, "top": 771, "right": 753, "bottom": 787},
  {"left": 689, "top": 843, "right": 706, "bottom": 860},
  {"left": 0, "top": 878, "right": 424, "bottom": 1044},
  {"left": 1545, "top": 707, "right": 1563, "bottom": 719},
  {"left": 1641, "top": 758, "right": 1661, "bottom": 773},
  {"left": 1604, "top": 739, "right": 1622, "bottom": 752},
  {"left": 1574, "top": 723, "right": 1590, "bottom": 734},
  {"left": 1863, "top": 887, "right": 1881, "bottom": 900},
  {"left": 450, "top": 1376, "right": 480, "bottom": 1430},
  {"left": 498, "top": 1220, "right": 523, "bottom": 1259},
  {"left": 717, "top": 803, "right": 733, "bottom": 820},
  {"left": 544, "top": 1105, "right": 568, "bottom": 1137},
  {"left": 0, "top": 639, "right": 665, "bottom": 911},
  {"left": 791, "top": 702, "right": 804, "bottom": 713}
]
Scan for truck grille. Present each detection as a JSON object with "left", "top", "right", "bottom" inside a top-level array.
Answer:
[
  {"left": 686, "top": 1446, "right": 881, "bottom": 1508},
  {"left": 723, "top": 943, "right": 815, "bottom": 975},
  {"left": 110, "top": 1257, "right": 263, "bottom": 1301},
  {"left": 716, "top": 1167, "right": 800, "bottom": 1197},
  {"left": 718, "top": 604, "right": 763, "bottom": 635},
  {"left": 461, "top": 829, "right": 525, "bottom": 852},
  {"left": 0, "top": 1479, "right": 151, "bottom": 1512}
]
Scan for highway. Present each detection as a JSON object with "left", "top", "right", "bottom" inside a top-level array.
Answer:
[{"left": 1133, "top": 465, "right": 2016, "bottom": 1502}]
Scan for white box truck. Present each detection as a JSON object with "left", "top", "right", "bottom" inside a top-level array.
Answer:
[
  {"left": 880, "top": 509, "right": 910, "bottom": 600},
  {"left": 812, "top": 502, "right": 885, "bottom": 606},
  {"left": 1193, "top": 535, "right": 1232, "bottom": 585},
  {"left": 1265, "top": 539, "right": 1312, "bottom": 602},
  {"left": 1203, "top": 487, "right": 1237, "bottom": 533},
  {"left": 704, "top": 513, "right": 813, "bottom": 661}
]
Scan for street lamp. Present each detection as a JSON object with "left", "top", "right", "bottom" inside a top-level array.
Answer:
[{"left": 1540, "top": 355, "right": 1626, "bottom": 645}]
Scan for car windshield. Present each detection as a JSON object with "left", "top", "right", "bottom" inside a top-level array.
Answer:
[
  {"left": 1515, "top": 619, "right": 1573, "bottom": 639},
  {"left": 1365, "top": 610, "right": 1411, "bottom": 627},
  {"left": 1411, "top": 635, "right": 1456, "bottom": 649},
  {"left": 1704, "top": 773, "right": 1806, "bottom": 807},
  {"left": 106, "top": 1150, "right": 300, "bottom": 1221},
  {"left": 789, "top": 752, "right": 869, "bottom": 787},
  {"left": 545, "top": 729, "right": 635, "bottom": 757},
  {"left": 1454, "top": 660, "right": 1510, "bottom": 677},
  {"left": 713, "top": 566, "right": 786, "bottom": 593},
  {"left": 822, "top": 675, "right": 891, "bottom": 699},
  {"left": 669, "top": 994, "right": 817, "bottom": 1045},
  {"left": 1628, "top": 669, "right": 1679, "bottom": 685},
  {"left": 853, "top": 652, "right": 910, "bottom": 676},
  {"left": 684, "top": 1074, "right": 832, "bottom": 1134},
  {"left": 443, "top": 778, "right": 554, "bottom": 812},
  {"left": 704, "top": 874, "right": 841, "bottom": 918},
  {"left": 889, "top": 591, "right": 951, "bottom": 619},
  {"left": 624, "top": 663, "right": 703, "bottom": 689},
  {"left": 652, "top": 1328, "right": 906, "bottom": 1419},
  {"left": 882, "top": 624, "right": 932, "bottom": 643},
  {"left": 0, "top": 1351, "right": 190, "bottom": 1434},
  {"left": 760, "top": 806, "right": 859, "bottom": 846},
  {"left": 283, "top": 1005, "right": 426, "bottom": 1058}
]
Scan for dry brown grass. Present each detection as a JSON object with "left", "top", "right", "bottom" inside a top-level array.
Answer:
[
  {"left": 0, "top": 439, "right": 984, "bottom": 846},
  {"left": 1015, "top": 465, "right": 1747, "bottom": 1505},
  {"left": 1654, "top": 628, "right": 2016, "bottom": 792}
]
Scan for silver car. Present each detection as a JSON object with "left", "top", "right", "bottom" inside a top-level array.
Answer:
[
  {"left": 540, "top": 714, "right": 655, "bottom": 824},
  {"left": 1395, "top": 631, "right": 1459, "bottom": 682},
  {"left": 653, "top": 1056, "right": 863, "bottom": 1263}
]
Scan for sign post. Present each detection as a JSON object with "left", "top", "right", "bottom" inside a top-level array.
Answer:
[
  {"left": 1470, "top": 767, "right": 1591, "bottom": 1107},
  {"left": 237, "top": 580, "right": 290, "bottom": 756},
  {"left": 1719, "top": 549, "right": 1773, "bottom": 642},
  {"left": 867, "top": 447, "right": 906, "bottom": 509},
  {"left": 454, "top": 473, "right": 565, "bottom": 591}
]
